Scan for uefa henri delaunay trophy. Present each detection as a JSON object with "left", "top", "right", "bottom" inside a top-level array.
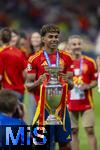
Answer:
[{"left": 44, "top": 66, "right": 64, "bottom": 125}]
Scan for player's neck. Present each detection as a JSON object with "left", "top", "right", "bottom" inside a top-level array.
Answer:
[
  {"left": 74, "top": 53, "right": 82, "bottom": 60},
  {"left": 34, "top": 46, "right": 41, "bottom": 53},
  {"left": 44, "top": 47, "right": 56, "bottom": 54}
]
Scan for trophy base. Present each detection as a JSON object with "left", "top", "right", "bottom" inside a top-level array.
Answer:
[{"left": 45, "top": 115, "right": 62, "bottom": 125}]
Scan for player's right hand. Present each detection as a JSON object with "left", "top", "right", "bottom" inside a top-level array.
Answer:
[{"left": 38, "top": 73, "right": 47, "bottom": 85}]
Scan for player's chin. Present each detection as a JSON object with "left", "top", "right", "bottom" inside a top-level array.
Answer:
[
  {"left": 50, "top": 44, "right": 58, "bottom": 49},
  {"left": 74, "top": 49, "right": 81, "bottom": 55}
]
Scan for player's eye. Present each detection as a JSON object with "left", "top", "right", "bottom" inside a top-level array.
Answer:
[
  {"left": 48, "top": 35, "right": 59, "bottom": 39},
  {"left": 55, "top": 35, "right": 59, "bottom": 39},
  {"left": 48, "top": 35, "right": 53, "bottom": 39},
  {"left": 78, "top": 42, "right": 81, "bottom": 45},
  {"left": 72, "top": 43, "right": 77, "bottom": 46},
  {"left": 72, "top": 43, "right": 81, "bottom": 46}
]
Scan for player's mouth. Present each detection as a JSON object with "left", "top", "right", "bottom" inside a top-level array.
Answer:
[
  {"left": 74, "top": 48, "right": 81, "bottom": 51},
  {"left": 50, "top": 42, "right": 58, "bottom": 46}
]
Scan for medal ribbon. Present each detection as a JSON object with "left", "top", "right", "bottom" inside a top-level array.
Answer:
[
  {"left": 80, "top": 58, "right": 83, "bottom": 75},
  {"left": 44, "top": 50, "right": 59, "bottom": 67}
]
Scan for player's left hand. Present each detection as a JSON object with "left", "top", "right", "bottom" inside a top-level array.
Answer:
[
  {"left": 59, "top": 72, "right": 73, "bottom": 90},
  {"left": 59, "top": 73, "right": 68, "bottom": 82},
  {"left": 79, "top": 83, "right": 90, "bottom": 91},
  {"left": 59, "top": 71, "right": 73, "bottom": 82}
]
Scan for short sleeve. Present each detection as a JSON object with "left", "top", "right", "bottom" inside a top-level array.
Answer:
[
  {"left": 90, "top": 60, "right": 98, "bottom": 81},
  {"left": 0, "top": 56, "right": 4, "bottom": 77},
  {"left": 65, "top": 54, "right": 73, "bottom": 73},
  {"left": 21, "top": 54, "right": 28, "bottom": 70},
  {"left": 27, "top": 56, "right": 37, "bottom": 74}
]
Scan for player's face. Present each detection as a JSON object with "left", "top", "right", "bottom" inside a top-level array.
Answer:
[
  {"left": 31, "top": 32, "right": 41, "bottom": 47},
  {"left": 68, "top": 38, "right": 83, "bottom": 56},
  {"left": 43, "top": 32, "right": 59, "bottom": 50},
  {"left": 10, "top": 32, "right": 19, "bottom": 46},
  {"left": 19, "top": 38, "right": 28, "bottom": 49}
]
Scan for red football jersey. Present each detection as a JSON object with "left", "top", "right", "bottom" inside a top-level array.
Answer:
[
  {"left": 0, "top": 46, "right": 27, "bottom": 94},
  {"left": 27, "top": 50, "right": 73, "bottom": 103},
  {"left": 68, "top": 55, "right": 98, "bottom": 111}
]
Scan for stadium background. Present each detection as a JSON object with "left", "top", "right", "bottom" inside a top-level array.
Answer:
[
  {"left": 0, "top": 0, "right": 100, "bottom": 149},
  {"left": 0, "top": 0, "right": 100, "bottom": 56}
]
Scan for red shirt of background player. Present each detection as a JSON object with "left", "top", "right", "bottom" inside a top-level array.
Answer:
[
  {"left": 0, "top": 46, "right": 27, "bottom": 94},
  {"left": 68, "top": 56, "right": 98, "bottom": 111}
]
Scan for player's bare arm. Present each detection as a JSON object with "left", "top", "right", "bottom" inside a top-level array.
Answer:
[
  {"left": 80, "top": 80, "right": 97, "bottom": 91},
  {"left": 26, "top": 73, "right": 47, "bottom": 91},
  {"left": 23, "top": 68, "right": 28, "bottom": 81},
  {"left": 59, "top": 72, "right": 74, "bottom": 90}
]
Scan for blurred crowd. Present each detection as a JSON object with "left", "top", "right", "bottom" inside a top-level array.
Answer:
[
  {"left": 0, "top": 0, "right": 100, "bottom": 42},
  {"left": 0, "top": 0, "right": 100, "bottom": 94},
  {"left": 0, "top": 0, "right": 100, "bottom": 59}
]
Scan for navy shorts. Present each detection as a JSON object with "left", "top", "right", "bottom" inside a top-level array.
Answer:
[{"left": 45, "top": 107, "right": 72, "bottom": 143}]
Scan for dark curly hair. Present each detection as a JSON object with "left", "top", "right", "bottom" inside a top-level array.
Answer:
[
  {"left": 40, "top": 24, "right": 60, "bottom": 37},
  {"left": 0, "top": 27, "right": 11, "bottom": 43}
]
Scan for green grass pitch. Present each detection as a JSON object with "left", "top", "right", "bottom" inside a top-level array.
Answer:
[{"left": 79, "top": 88, "right": 100, "bottom": 150}]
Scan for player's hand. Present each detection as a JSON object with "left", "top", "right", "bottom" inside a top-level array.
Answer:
[
  {"left": 38, "top": 73, "right": 47, "bottom": 85},
  {"left": 59, "top": 72, "right": 73, "bottom": 90},
  {"left": 59, "top": 71, "right": 73, "bottom": 82},
  {"left": 59, "top": 73, "right": 68, "bottom": 82},
  {"left": 79, "top": 83, "right": 90, "bottom": 91}
]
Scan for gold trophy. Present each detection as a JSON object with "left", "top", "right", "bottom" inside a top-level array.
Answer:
[{"left": 45, "top": 66, "right": 63, "bottom": 125}]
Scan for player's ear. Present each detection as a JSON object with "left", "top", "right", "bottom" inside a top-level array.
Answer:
[{"left": 42, "top": 36, "right": 45, "bottom": 43}]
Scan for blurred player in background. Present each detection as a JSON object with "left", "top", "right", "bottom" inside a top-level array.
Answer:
[
  {"left": 18, "top": 32, "right": 29, "bottom": 60},
  {"left": 10, "top": 29, "right": 19, "bottom": 47},
  {"left": 67, "top": 35, "right": 97, "bottom": 150},
  {"left": 0, "top": 28, "right": 27, "bottom": 102},
  {"left": 29, "top": 32, "right": 42, "bottom": 56}
]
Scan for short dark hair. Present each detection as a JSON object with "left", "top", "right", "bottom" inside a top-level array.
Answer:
[
  {"left": 0, "top": 27, "right": 11, "bottom": 43},
  {"left": 0, "top": 89, "right": 18, "bottom": 114},
  {"left": 40, "top": 24, "right": 60, "bottom": 37}
]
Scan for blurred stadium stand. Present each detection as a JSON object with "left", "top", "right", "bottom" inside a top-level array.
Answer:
[{"left": 0, "top": 0, "right": 100, "bottom": 58}]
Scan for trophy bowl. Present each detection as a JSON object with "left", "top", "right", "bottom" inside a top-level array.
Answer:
[
  {"left": 46, "top": 85, "right": 62, "bottom": 110},
  {"left": 45, "top": 66, "right": 63, "bottom": 125}
]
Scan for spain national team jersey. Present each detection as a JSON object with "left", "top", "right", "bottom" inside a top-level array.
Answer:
[
  {"left": 68, "top": 55, "right": 98, "bottom": 111},
  {"left": 0, "top": 45, "right": 7, "bottom": 52},
  {"left": 0, "top": 46, "right": 27, "bottom": 94},
  {"left": 27, "top": 49, "right": 73, "bottom": 103}
]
